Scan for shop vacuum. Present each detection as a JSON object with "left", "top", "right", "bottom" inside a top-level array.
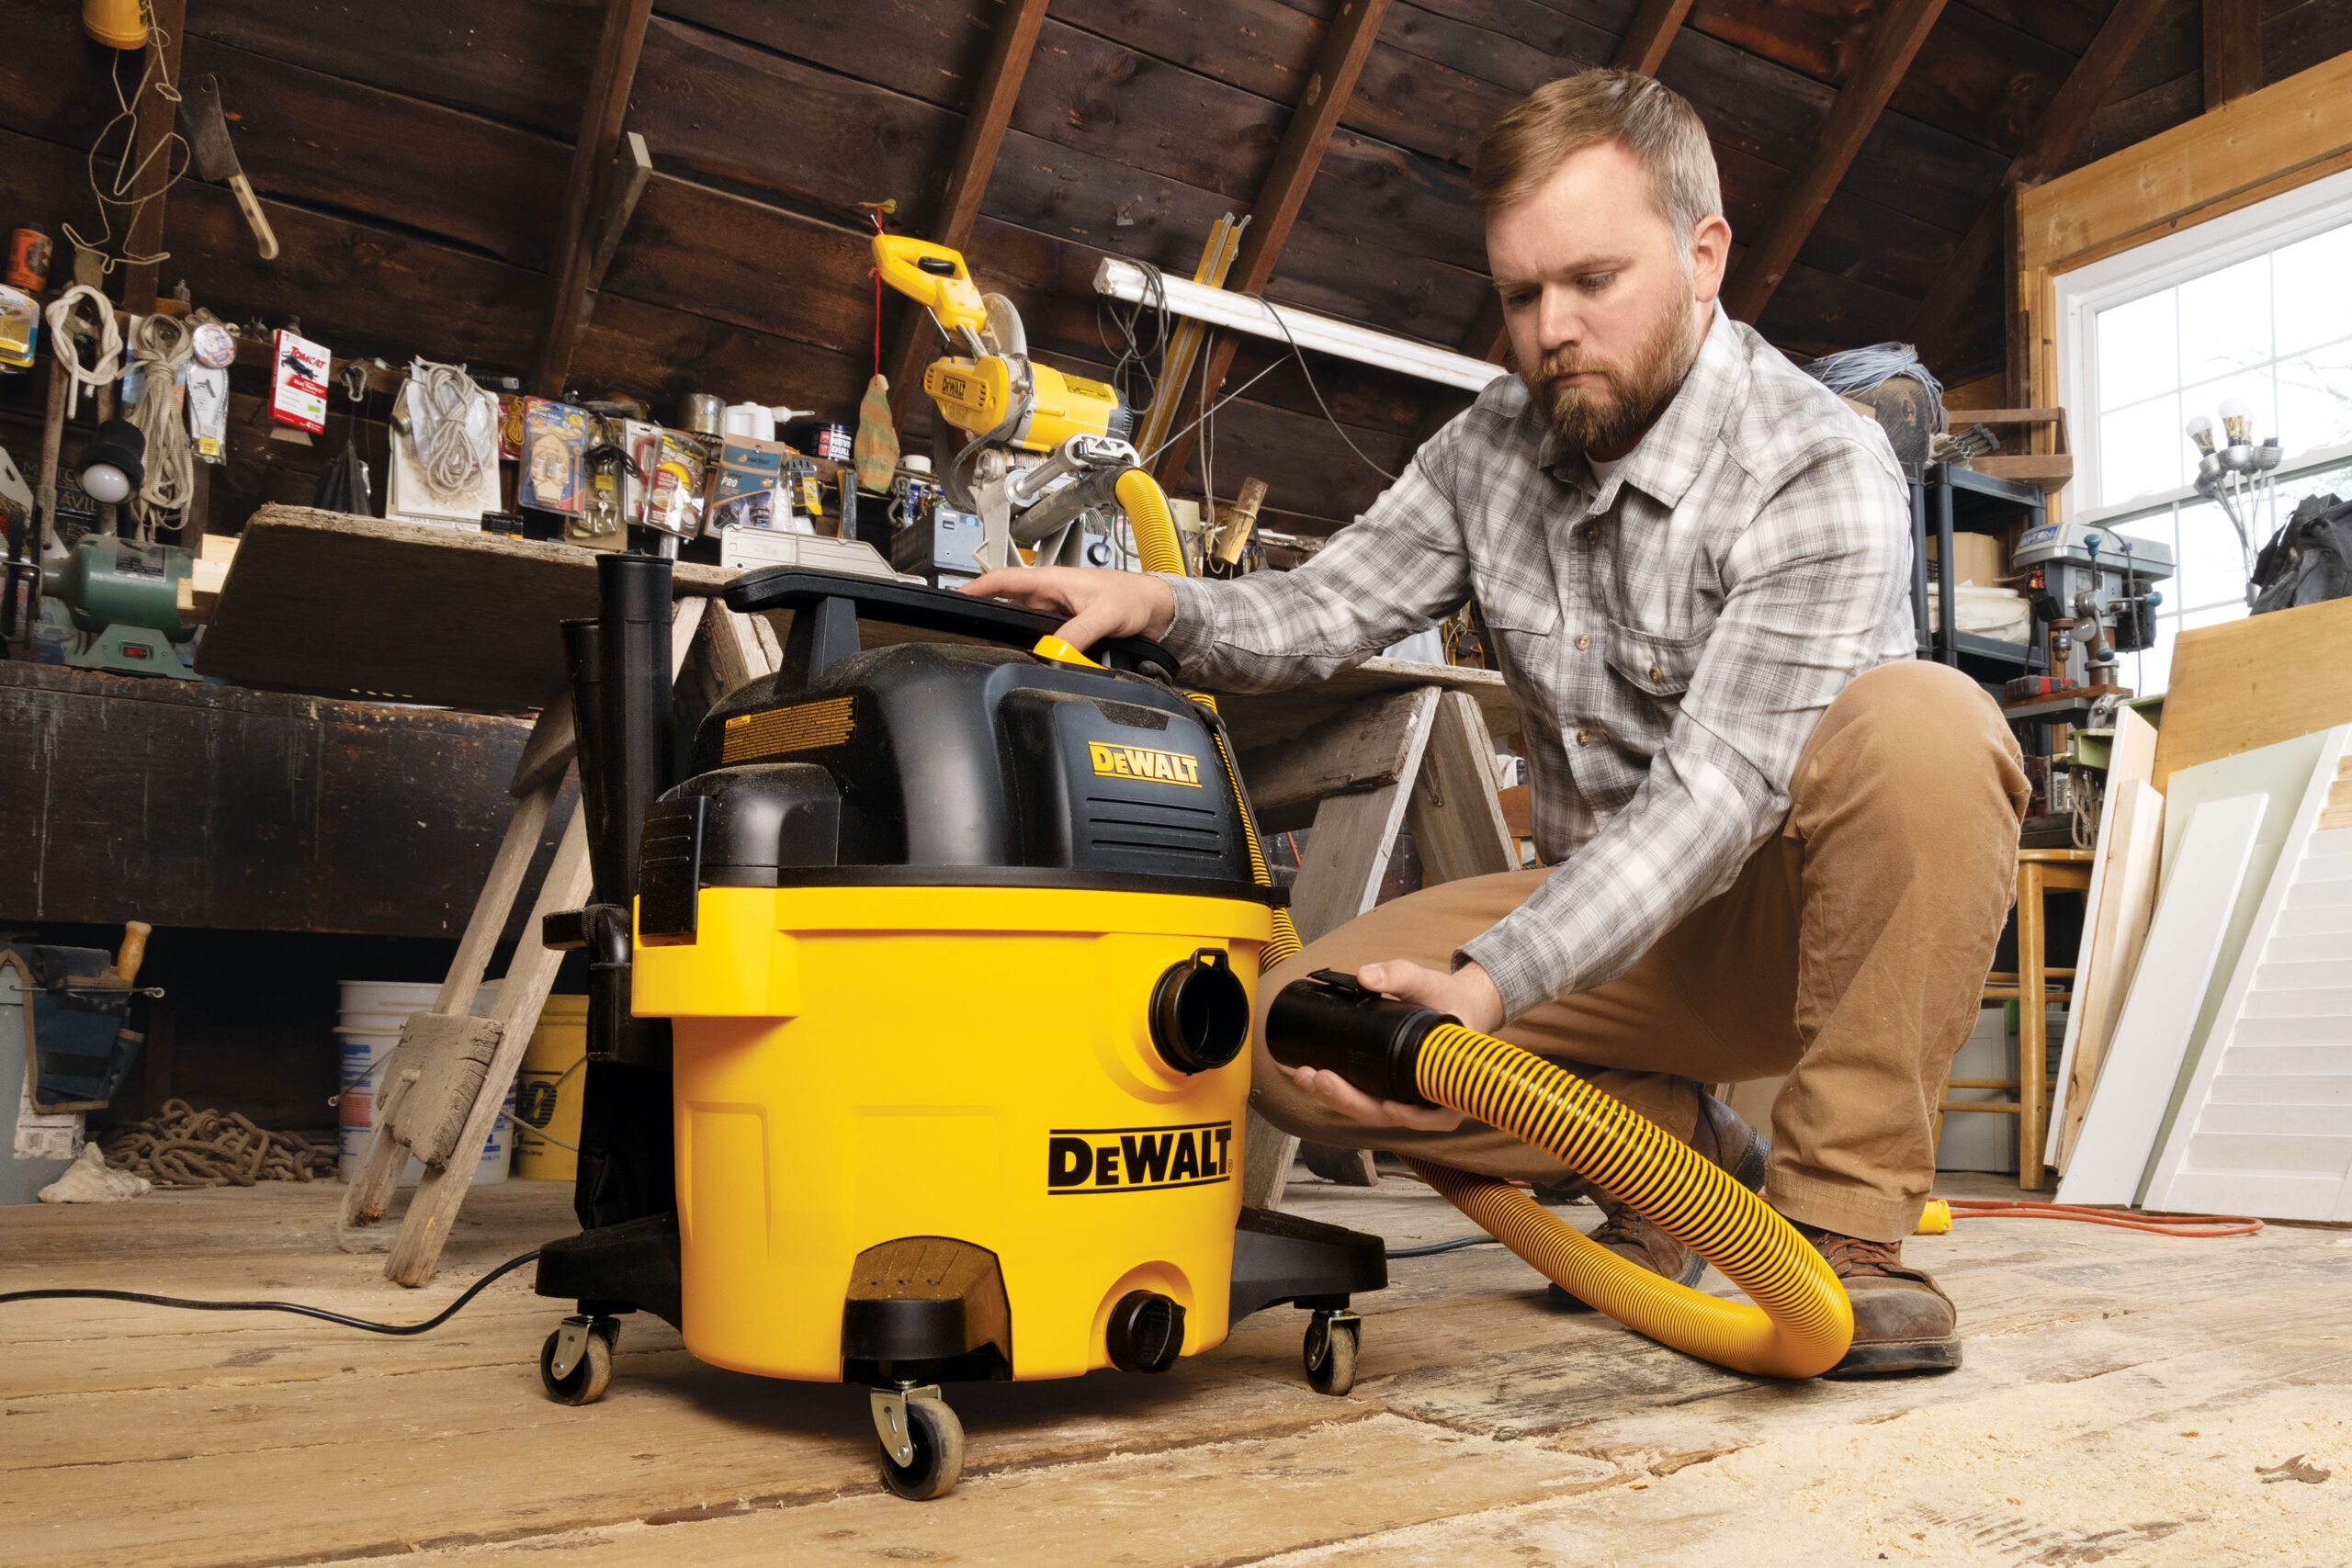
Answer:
[
  {"left": 533, "top": 541, "right": 1853, "bottom": 1503},
  {"left": 530, "top": 554, "right": 1389, "bottom": 1498}
]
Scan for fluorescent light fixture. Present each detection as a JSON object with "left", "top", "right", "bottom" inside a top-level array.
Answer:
[{"left": 1094, "top": 258, "right": 1510, "bottom": 395}]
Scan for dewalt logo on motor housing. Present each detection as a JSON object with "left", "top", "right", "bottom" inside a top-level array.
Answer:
[
  {"left": 1087, "top": 741, "right": 1201, "bottom": 788},
  {"left": 1047, "top": 1122, "right": 1234, "bottom": 1193}
]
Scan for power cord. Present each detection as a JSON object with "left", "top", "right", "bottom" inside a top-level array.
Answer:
[
  {"left": 1097, "top": 258, "right": 1169, "bottom": 419},
  {"left": 1129, "top": 259, "right": 1400, "bottom": 489},
  {"left": 0, "top": 1247, "right": 542, "bottom": 1335}
]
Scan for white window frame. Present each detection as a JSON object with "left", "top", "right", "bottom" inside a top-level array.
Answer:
[{"left": 2055, "top": 162, "right": 2352, "bottom": 519}]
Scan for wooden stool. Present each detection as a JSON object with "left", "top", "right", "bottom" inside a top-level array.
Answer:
[{"left": 1945, "top": 848, "right": 2094, "bottom": 1191}]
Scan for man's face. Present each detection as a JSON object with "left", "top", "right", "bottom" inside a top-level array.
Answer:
[{"left": 1486, "top": 141, "right": 1730, "bottom": 460}]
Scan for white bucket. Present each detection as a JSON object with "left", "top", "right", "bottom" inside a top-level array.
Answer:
[{"left": 337, "top": 980, "right": 513, "bottom": 1188}]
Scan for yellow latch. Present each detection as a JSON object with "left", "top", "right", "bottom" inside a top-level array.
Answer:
[{"left": 1031, "top": 634, "right": 1101, "bottom": 668}]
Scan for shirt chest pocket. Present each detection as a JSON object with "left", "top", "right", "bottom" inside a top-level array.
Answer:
[{"left": 1604, "top": 620, "right": 1707, "bottom": 699}]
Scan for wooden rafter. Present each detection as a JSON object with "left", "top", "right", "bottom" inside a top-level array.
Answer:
[
  {"left": 1908, "top": 0, "right": 2177, "bottom": 369},
  {"left": 526, "top": 0, "right": 653, "bottom": 398},
  {"left": 1152, "top": 0, "right": 1393, "bottom": 492},
  {"left": 1719, "top": 0, "right": 1948, "bottom": 324},
  {"left": 2203, "top": 0, "right": 2262, "bottom": 110},
  {"left": 887, "top": 0, "right": 1051, "bottom": 428},
  {"left": 117, "top": 0, "right": 187, "bottom": 312},
  {"left": 1613, "top": 0, "right": 1697, "bottom": 75}
]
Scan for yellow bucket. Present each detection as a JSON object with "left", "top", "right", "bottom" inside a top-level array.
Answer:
[{"left": 514, "top": 994, "right": 589, "bottom": 1180}]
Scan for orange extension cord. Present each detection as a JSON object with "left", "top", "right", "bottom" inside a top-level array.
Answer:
[{"left": 1936, "top": 1198, "right": 2264, "bottom": 1237}]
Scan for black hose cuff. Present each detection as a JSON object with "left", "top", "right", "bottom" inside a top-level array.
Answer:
[{"left": 1265, "top": 970, "right": 1447, "bottom": 1106}]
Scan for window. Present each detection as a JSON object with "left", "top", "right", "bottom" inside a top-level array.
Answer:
[{"left": 2057, "top": 167, "right": 2352, "bottom": 694}]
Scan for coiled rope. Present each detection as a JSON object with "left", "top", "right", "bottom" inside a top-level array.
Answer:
[
  {"left": 45, "top": 286, "right": 123, "bottom": 423},
  {"left": 101, "top": 1100, "right": 336, "bottom": 1188},
  {"left": 127, "top": 312, "right": 195, "bottom": 538},
  {"left": 403, "top": 357, "right": 492, "bottom": 498}
]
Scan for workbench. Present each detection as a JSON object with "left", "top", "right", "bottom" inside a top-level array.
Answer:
[{"left": 191, "top": 506, "right": 1522, "bottom": 1279}]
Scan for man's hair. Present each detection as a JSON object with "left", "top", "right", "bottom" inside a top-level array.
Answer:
[{"left": 1472, "top": 69, "right": 1723, "bottom": 243}]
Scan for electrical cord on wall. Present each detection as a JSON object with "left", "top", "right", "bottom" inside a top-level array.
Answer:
[{"left": 0, "top": 1248, "right": 541, "bottom": 1334}]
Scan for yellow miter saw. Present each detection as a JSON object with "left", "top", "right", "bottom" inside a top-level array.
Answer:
[{"left": 874, "top": 234, "right": 1182, "bottom": 575}]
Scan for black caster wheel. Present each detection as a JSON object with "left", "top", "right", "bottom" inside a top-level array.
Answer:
[
  {"left": 875, "top": 1389, "right": 966, "bottom": 1501},
  {"left": 538, "top": 1317, "right": 616, "bottom": 1406},
  {"left": 1303, "top": 1309, "right": 1361, "bottom": 1396}
]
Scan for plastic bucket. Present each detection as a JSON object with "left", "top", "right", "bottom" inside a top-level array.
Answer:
[
  {"left": 514, "top": 994, "right": 588, "bottom": 1180},
  {"left": 336, "top": 980, "right": 512, "bottom": 1187}
]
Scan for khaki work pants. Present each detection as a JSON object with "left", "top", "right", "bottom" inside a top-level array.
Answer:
[{"left": 1250, "top": 660, "right": 2030, "bottom": 1242}]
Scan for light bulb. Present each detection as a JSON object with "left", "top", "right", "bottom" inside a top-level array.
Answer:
[
  {"left": 2219, "top": 397, "right": 2253, "bottom": 446},
  {"left": 81, "top": 462, "right": 131, "bottom": 504},
  {"left": 2185, "top": 413, "right": 2216, "bottom": 455}
]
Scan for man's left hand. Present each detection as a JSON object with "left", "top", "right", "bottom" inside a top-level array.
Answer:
[{"left": 1286, "top": 959, "right": 1504, "bottom": 1133}]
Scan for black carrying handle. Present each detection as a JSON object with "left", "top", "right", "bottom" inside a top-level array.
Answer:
[{"left": 723, "top": 568, "right": 1179, "bottom": 676}]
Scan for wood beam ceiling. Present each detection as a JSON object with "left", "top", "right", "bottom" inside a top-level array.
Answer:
[
  {"left": 1907, "top": 0, "right": 2179, "bottom": 372},
  {"left": 2203, "top": 0, "right": 2262, "bottom": 110},
  {"left": 886, "top": 0, "right": 1050, "bottom": 428},
  {"left": 1718, "top": 0, "right": 1948, "bottom": 324},
  {"left": 1151, "top": 0, "right": 1393, "bottom": 491},
  {"left": 1614, "top": 0, "right": 1698, "bottom": 77},
  {"left": 527, "top": 0, "right": 653, "bottom": 398}
]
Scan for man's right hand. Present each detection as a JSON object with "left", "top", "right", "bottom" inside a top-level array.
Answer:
[{"left": 961, "top": 566, "right": 1178, "bottom": 654}]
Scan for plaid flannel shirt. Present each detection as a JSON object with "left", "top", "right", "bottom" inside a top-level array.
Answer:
[{"left": 1159, "top": 305, "right": 1915, "bottom": 1023}]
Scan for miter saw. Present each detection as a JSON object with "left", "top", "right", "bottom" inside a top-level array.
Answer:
[{"left": 874, "top": 234, "right": 1174, "bottom": 574}]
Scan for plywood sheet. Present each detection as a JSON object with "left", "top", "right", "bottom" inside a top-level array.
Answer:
[{"left": 2148, "top": 596, "right": 2352, "bottom": 796}]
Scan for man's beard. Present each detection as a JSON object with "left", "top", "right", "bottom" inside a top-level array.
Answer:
[{"left": 1522, "top": 301, "right": 1701, "bottom": 457}]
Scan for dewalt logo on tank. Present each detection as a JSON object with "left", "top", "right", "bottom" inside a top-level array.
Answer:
[
  {"left": 1046, "top": 1121, "right": 1234, "bottom": 1193},
  {"left": 1088, "top": 741, "right": 1202, "bottom": 787}
]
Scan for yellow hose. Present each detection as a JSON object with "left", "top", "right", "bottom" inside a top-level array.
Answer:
[
  {"left": 1114, "top": 467, "right": 1187, "bottom": 579},
  {"left": 1408, "top": 1024, "right": 1852, "bottom": 1379}
]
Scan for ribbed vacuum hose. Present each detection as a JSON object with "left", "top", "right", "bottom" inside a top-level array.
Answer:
[
  {"left": 1408, "top": 1024, "right": 1851, "bottom": 1378},
  {"left": 1115, "top": 466, "right": 1187, "bottom": 579}
]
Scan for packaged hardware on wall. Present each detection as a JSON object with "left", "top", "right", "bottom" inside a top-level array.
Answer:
[
  {"left": 269, "top": 329, "right": 331, "bottom": 434},
  {"left": 621, "top": 420, "right": 661, "bottom": 526},
  {"left": 185, "top": 366, "right": 229, "bottom": 461},
  {"left": 0, "top": 286, "right": 40, "bottom": 373},
  {"left": 710, "top": 434, "right": 805, "bottom": 535},
  {"left": 387, "top": 366, "right": 502, "bottom": 527},
  {"left": 519, "top": 398, "right": 588, "bottom": 515},
  {"left": 644, "top": 430, "right": 708, "bottom": 538}
]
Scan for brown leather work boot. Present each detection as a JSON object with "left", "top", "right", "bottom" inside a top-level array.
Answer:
[
  {"left": 1796, "top": 1224, "right": 1961, "bottom": 1378},
  {"left": 1546, "top": 1093, "right": 1769, "bottom": 1314}
]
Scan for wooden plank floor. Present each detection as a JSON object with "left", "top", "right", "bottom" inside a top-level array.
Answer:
[{"left": 5, "top": 1172, "right": 2348, "bottom": 1566}]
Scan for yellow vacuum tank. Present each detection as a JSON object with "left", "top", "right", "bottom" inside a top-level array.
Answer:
[{"left": 636, "top": 883, "right": 1267, "bottom": 1382}]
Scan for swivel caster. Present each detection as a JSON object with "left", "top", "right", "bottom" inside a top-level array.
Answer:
[
  {"left": 872, "top": 1383, "right": 965, "bottom": 1501},
  {"left": 1303, "top": 1308, "right": 1360, "bottom": 1396},
  {"left": 538, "top": 1314, "right": 619, "bottom": 1406}
]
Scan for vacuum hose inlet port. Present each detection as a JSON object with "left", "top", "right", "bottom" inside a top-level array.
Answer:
[
  {"left": 1105, "top": 1290, "right": 1185, "bottom": 1373},
  {"left": 1148, "top": 949, "right": 1250, "bottom": 1074}
]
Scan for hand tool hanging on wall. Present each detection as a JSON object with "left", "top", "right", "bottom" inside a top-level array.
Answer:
[{"left": 177, "top": 73, "right": 280, "bottom": 262}]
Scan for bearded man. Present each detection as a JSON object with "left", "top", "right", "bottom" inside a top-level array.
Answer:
[{"left": 967, "top": 68, "right": 2027, "bottom": 1377}]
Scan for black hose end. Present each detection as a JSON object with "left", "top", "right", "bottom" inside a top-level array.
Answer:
[
  {"left": 1265, "top": 970, "right": 1446, "bottom": 1106},
  {"left": 1148, "top": 949, "right": 1250, "bottom": 1074},
  {"left": 1105, "top": 1290, "right": 1185, "bottom": 1373}
]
